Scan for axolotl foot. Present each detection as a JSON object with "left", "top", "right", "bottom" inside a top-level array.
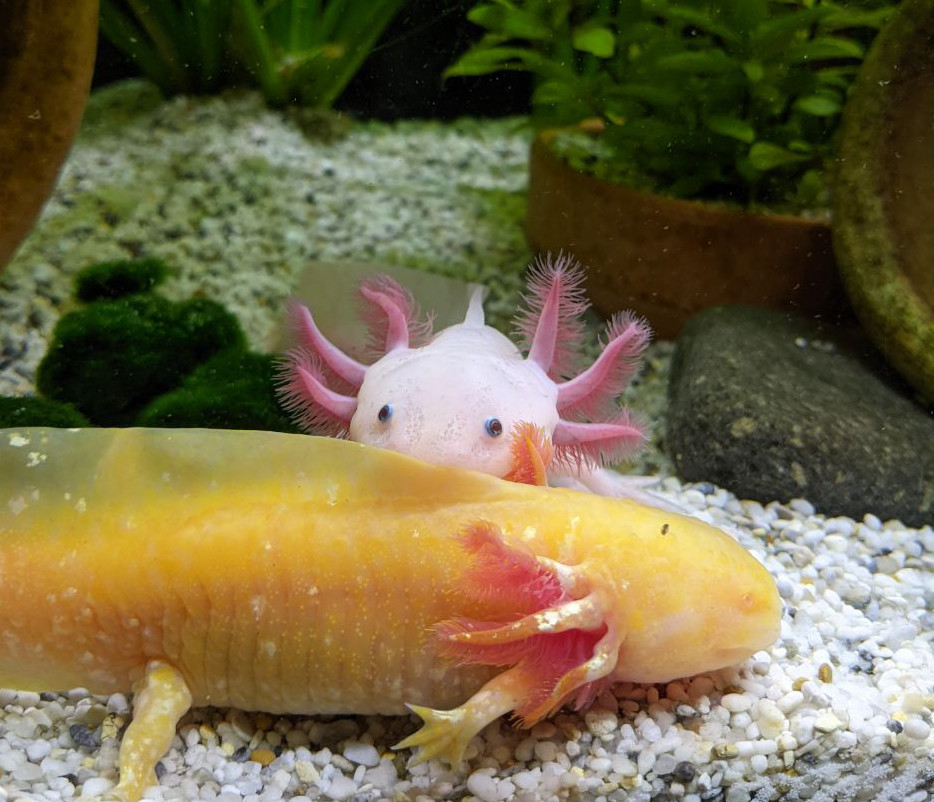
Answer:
[
  {"left": 394, "top": 521, "right": 622, "bottom": 767},
  {"left": 92, "top": 662, "right": 192, "bottom": 802}
]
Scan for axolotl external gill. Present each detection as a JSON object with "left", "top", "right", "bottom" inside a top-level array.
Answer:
[{"left": 278, "top": 254, "right": 664, "bottom": 498}]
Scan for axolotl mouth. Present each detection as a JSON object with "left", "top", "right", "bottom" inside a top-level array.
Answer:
[{"left": 607, "top": 558, "right": 782, "bottom": 685}]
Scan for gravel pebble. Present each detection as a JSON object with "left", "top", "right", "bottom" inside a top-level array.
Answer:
[
  {"left": 467, "top": 770, "right": 499, "bottom": 802},
  {"left": 341, "top": 740, "right": 379, "bottom": 766},
  {"left": 903, "top": 719, "right": 931, "bottom": 740}
]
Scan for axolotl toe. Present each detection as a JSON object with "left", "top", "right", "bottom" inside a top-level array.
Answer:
[
  {"left": 0, "top": 427, "right": 781, "bottom": 801},
  {"left": 279, "top": 254, "right": 679, "bottom": 507}
]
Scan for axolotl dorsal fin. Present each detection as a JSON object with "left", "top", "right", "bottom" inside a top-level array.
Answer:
[{"left": 463, "top": 284, "right": 487, "bottom": 328}]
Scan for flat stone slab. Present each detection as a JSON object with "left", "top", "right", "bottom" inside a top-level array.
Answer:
[{"left": 668, "top": 306, "right": 934, "bottom": 527}]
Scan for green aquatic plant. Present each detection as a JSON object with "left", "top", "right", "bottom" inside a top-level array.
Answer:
[
  {"left": 138, "top": 348, "right": 301, "bottom": 432},
  {"left": 99, "top": 0, "right": 408, "bottom": 106},
  {"left": 0, "top": 396, "right": 91, "bottom": 428},
  {"left": 448, "top": 0, "right": 894, "bottom": 208}
]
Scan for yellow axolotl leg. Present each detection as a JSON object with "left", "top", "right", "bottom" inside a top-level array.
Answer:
[
  {"left": 396, "top": 521, "right": 625, "bottom": 767},
  {"left": 395, "top": 666, "right": 531, "bottom": 766},
  {"left": 110, "top": 662, "right": 192, "bottom": 802}
]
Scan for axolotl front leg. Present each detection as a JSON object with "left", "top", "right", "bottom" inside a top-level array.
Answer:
[{"left": 398, "top": 521, "right": 623, "bottom": 766}]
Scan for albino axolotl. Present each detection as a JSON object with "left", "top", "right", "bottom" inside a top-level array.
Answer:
[
  {"left": 278, "top": 254, "right": 678, "bottom": 506},
  {"left": 0, "top": 427, "right": 781, "bottom": 801}
]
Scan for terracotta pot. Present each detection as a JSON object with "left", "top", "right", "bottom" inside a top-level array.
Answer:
[
  {"left": 0, "top": 0, "right": 99, "bottom": 273},
  {"left": 526, "top": 130, "right": 848, "bottom": 339}
]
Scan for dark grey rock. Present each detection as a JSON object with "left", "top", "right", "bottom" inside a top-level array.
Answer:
[{"left": 667, "top": 306, "right": 934, "bottom": 527}]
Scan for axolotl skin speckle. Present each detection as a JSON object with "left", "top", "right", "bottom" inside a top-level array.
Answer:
[
  {"left": 279, "top": 254, "right": 671, "bottom": 501},
  {"left": 0, "top": 427, "right": 781, "bottom": 801}
]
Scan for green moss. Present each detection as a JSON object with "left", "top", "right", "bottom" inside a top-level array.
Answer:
[
  {"left": 74, "top": 257, "right": 171, "bottom": 302},
  {"left": 0, "top": 396, "right": 91, "bottom": 428},
  {"left": 137, "top": 349, "right": 301, "bottom": 433},
  {"left": 37, "top": 295, "right": 245, "bottom": 426},
  {"left": 79, "top": 80, "right": 165, "bottom": 138}
]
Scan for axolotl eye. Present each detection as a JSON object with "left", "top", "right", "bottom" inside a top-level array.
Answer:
[
  {"left": 378, "top": 403, "right": 393, "bottom": 423},
  {"left": 484, "top": 417, "right": 503, "bottom": 437}
]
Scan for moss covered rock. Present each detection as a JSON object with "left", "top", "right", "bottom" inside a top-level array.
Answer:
[
  {"left": 0, "top": 396, "right": 91, "bottom": 428},
  {"left": 37, "top": 295, "right": 245, "bottom": 426},
  {"left": 73, "top": 257, "right": 171, "bottom": 302},
  {"left": 833, "top": 0, "right": 934, "bottom": 402},
  {"left": 137, "top": 349, "right": 300, "bottom": 433}
]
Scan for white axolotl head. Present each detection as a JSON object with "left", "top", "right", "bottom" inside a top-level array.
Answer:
[{"left": 278, "top": 254, "right": 651, "bottom": 480}]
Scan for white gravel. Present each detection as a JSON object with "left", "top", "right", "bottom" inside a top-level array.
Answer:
[{"left": 1, "top": 82, "right": 932, "bottom": 801}]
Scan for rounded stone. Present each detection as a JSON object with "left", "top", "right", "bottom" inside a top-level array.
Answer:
[
  {"left": 466, "top": 770, "right": 499, "bottom": 802},
  {"left": 903, "top": 718, "right": 931, "bottom": 740}
]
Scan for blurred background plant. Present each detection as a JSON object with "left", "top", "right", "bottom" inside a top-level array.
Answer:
[
  {"left": 447, "top": 0, "right": 896, "bottom": 210},
  {"left": 99, "top": 0, "right": 409, "bottom": 107}
]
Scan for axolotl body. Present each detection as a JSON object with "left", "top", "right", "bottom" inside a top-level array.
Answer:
[
  {"left": 0, "top": 427, "right": 781, "bottom": 801},
  {"left": 279, "top": 255, "right": 668, "bottom": 500}
]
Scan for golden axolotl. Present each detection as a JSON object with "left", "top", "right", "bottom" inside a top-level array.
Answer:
[{"left": 0, "top": 427, "right": 781, "bottom": 801}]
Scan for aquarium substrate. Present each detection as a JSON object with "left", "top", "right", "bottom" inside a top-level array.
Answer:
[{"left": 0, "top": 82, "right": 931, "bottom": 802}]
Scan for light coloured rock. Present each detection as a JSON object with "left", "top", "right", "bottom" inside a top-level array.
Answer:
[
  {"left": 342, "top": 741, "right": 379, "bottom": 767},
  {"left": 466, "top": 770, "right": 499, "bottom": 802}
]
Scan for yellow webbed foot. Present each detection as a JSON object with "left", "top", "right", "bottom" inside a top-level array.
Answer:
[
  {"left": 394, "top": 668, "right": 530, "bottom": 767},
  {"left": 395, "top": 704, "right": 476, "bottom": 767},
  {"left": 113, "top": 661, "right": 192, "bottom": 802}
]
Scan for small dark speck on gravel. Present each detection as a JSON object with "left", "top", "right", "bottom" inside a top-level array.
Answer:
[
  {"left": 674, "top": 761, "right": 697, "bottom": 783},
  {"left": 155, "top": 761, "right": 167, "bottom": 780},
  {"left": 39, "top": 692, "right": 57, "bottom": 701},
  {"left": 233, "top": 746, "right": 250, "bottom": 762},
  {"left": 69, "top": 722, "right": 101, "bottom": 748},
  {"left": 887, "top": 719, "right": 903, "bottom": 734}
]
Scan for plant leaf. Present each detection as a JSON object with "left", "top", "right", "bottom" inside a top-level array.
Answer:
[
  {"left": 787, "top": 36, "right": 865, "bottom": 63},
  {"left": 654, "top": 50, "right": 740, "bottom": 74},
  {"left": 572, "top": 24, "right": 616, "bottom": 58},
  {"left": 748, "top": 142, "right": 810, "bottom": 171},
  {"left": 446, "top": 46, "right": 570, "bottom": 80},
  {"left": 752, "top": 7, "right": 830, "bottom": 49},
  {"left": 793, "top": 93, "right": 842, "bottom": 117},
  {"left": 706, "top": 115, "right": 755, "bottom": 143},
  {"left": 742, "top": 60, "right": 764, "bottom": 82},
  {"left": 467, "top": 3, "right": 552, "bottom": 39},
  {"left": 607, "top": 83, "right": 683, "bottom": 108},
  {"left": 821, "top": 6, "right": 892, "bottom": 32},
  {"left": 649, "top": 6, "right": 742, "bottom": 45}
]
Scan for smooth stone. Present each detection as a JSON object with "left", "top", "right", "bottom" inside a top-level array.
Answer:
[
  {"left": 903, "top": 718, "right": 931, "bottom": 740},
  {"left": 668, "top": 307, "right": 934, "bottom": 527}
]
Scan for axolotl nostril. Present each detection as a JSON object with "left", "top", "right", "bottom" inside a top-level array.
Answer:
[
  {"left": 0, "top": 427, "right": 781, "bottom": 801},
  {"left": 278, "top": 254, "right": 678, "bottom": 505}
]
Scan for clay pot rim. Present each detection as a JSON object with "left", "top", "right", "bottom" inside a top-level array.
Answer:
[{"left": 535, "top": 125, "right": 831, "bottom": 232}]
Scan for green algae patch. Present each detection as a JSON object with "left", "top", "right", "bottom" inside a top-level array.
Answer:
[
  {"left": 833, "top": 0, "right": 934, "bottom": 403},
  {"left": 37, "top": 294, "right": 245, "bottom": 426},
  {"left": 74, "top": 257, "right": 171, "bottom": 302},
  {"left": 0, "top": 396, "right": 91, "bottom": 428},
  {"left": 137, "top": 349, "right": 300, "bottom": 433}
]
